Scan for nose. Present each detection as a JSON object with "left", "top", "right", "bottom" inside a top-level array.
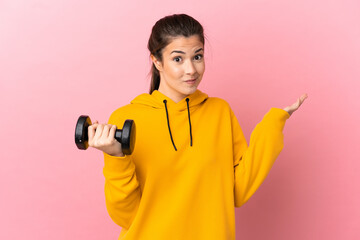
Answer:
[{"left": 184, "top": 60, "right": 196, "bottom": 75}]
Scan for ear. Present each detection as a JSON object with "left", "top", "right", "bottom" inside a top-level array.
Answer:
[{"left": 150, "top": 54, "right": 163, "bottom": 72}]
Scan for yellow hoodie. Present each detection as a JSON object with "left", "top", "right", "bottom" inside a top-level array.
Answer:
[{"left": 103, "top": 89, "right": 290, "bottom": 240}]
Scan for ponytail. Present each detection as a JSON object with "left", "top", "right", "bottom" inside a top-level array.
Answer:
[{"left": 149, "top": 64, "right": 160, "bottom": 93}]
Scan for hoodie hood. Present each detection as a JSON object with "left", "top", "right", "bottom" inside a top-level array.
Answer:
[
  {"left": 130, "top": 90, "right": 208, "bottom": 151},
  {"left": 131, "top": 89, "right": 208, "bottom": 111}
]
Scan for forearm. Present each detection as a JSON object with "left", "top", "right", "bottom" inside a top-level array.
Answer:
[{"left": 234, "top": 108, "right": 289, "bottom": 207}]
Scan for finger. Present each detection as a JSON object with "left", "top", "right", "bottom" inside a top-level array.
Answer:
[
  {"left": 109, "top": 125, "right": 117, "bottom": 141},
  {"left": 88, "top": 124, "right": 97, "bottom": 141},
  {"left": 297, "top": 93, "right": 308, "bottom": 108},
  {"left": 290, "top": 98, "right": 300, "bottom": 110},
  {"left": 101, "top": 124, "right": 112, "bottom": 140},
  {"left": 288, "top": 94, "right": 308, "bottom": 112},
  {"left": 299, "top": 93, "right": 308, "bottom": 104},
  {"left": 94, "top": 124, "right": 104, "bottom": 140}
]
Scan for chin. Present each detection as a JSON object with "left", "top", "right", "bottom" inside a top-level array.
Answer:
[{"left": 182, "top": 87, "right": 198, "bottom": 96}]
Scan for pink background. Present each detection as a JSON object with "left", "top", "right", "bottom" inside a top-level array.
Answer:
[{"left": 1, "top": 0, "right": 359, "bottom": 239}]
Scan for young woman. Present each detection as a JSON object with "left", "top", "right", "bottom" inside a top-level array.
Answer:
[{"left": 88, "top": 14, "right": 307, "bottom": 240}]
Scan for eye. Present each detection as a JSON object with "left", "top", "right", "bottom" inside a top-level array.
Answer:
[
  {"left": 173, "top": 57, "right": 182, "bottom": 62},
  {"left": 194, "top": 54, "right": 203, "bottom": 61}
]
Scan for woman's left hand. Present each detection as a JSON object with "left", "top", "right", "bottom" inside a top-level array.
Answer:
[{"left": 283, "top": 94, "right": 308, "bottom": 116}]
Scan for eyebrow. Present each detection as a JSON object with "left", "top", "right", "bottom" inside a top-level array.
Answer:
[{"left": 170, "top": 48, "right": 204, "bottom": 54}]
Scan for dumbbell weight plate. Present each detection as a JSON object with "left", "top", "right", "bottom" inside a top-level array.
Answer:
[
  {"left": 75, "top": 115, "right": 92, "bottom": 150},
  {"left": 120, "top": 120, "right": 136, "bottom": 155}
]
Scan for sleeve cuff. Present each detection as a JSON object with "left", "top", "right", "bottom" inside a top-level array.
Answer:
[
  {"left": 267, "top": 107, "right": 290, "bottom": 120},
  {"left": 103, "top": 152, "right": 135, "bottom": 174},
  {"left": 261, "top": 108, "right": 290, "bottom": 131}
]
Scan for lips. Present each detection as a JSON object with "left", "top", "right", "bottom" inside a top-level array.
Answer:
[
  {"left": 185, "top": 78, "right": 196, "bottom": 82},
  {"left": 185, "top": 79, "right": 196, "bottom": 84}
]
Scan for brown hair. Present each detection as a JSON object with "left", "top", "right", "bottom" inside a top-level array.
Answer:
[{"left": 147, "top": 14, "right": 205, "bottom": 94}]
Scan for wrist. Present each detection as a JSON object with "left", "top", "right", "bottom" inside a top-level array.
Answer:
[
  {"left": 112, "top": 152, "right": 125, "bottom": 157},
  {"left": 103, "top": 147, "right": 124, "bottom": 157},
  {"left": 106, "top": 150, "right": 124, "bottom": 157},
  {"left": 282, "top": 107, "right": 292, "bottom": 116}
]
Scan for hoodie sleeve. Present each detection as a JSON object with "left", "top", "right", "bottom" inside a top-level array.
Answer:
[
  {"left": 232, "top": 107, "right": 290, "bottom": 208},
  {"left": 102, "top": 112, "right": 141, "bottom": 229}
]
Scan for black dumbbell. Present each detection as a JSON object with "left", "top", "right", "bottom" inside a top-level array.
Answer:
[{"left": 75, "top": 115, "right": 136, "bottom": 155}]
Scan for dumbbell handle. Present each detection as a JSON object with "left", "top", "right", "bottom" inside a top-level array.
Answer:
[
  {"left": 114, "top": 130, "right": 122, "bottom": 143},
  {"left": 83, "top": 129, "right": 122, "bottom": 143}
]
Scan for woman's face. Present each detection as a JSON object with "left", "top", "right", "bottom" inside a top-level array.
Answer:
[{"left": 152, "top": 35, "right": 205, "bottom": 103}]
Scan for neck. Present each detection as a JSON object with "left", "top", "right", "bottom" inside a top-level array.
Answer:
[{"left": 157, "top": 87, "right": 187, "bottom": 103}]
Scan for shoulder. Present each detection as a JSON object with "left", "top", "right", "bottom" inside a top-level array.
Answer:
[
  {"left": 107, "top": 93, "right": 145, "bottom": 124},
  {"left": 109, "top": 103, "right": 133, "bottom": 116},
  {"left": 199, "top": 96, "right": 234, "bottom": 119},
  {"left": 205, "top": 96, "right": 232, "bottom": 110},
  {"left": 107, "top": 104, "right": 133, "bottom": 124}
]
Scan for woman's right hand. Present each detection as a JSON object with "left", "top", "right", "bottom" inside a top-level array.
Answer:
[{"left": 88, "top": 121, "right": 124, "bottom": 157}]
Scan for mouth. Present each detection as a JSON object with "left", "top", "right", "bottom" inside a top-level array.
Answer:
[{"left": 185, "top": 78, "right": 197, "bottom": 84}]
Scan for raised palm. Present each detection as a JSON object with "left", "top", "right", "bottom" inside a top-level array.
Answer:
[{"left": 283, "top": 94, "right": 308, "bottom": 116}]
